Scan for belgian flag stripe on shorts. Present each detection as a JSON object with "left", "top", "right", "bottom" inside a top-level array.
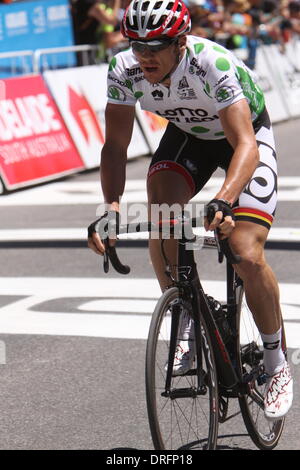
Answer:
[{"left": 233, "top": 207, "right": 273, "bottom": 229}]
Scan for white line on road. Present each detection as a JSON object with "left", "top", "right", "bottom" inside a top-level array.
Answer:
[
  {"left": 1, "top": 227, "right": 300, "bottom": 243},
  {"left": 1, "top": 177, "right": 300, "bottom": 205},
  {"left": 0, "top": 277, "right": 299, "bottom": 347}
]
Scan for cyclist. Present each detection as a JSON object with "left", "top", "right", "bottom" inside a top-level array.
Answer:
[{"left": 88, "top": 0, "right": 293, "bottom": 421}]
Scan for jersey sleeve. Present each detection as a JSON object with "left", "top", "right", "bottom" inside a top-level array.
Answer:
[
  {"left": 204, "top": 47, "right": 247, "bottom": 112},
  {"left": 106, "top": 54, "right": 137, "bottom": 106}
]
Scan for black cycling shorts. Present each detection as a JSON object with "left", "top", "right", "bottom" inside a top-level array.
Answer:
[{"left": 147, "top": 108, "right": 277, "bottom": 229}]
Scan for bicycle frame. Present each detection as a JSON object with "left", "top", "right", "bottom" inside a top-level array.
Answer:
[
  {"left": 163, "top": 227, "right": 239, "bottom": 396},
  {"left": 99, "top": 213, "right": 287, "bottom": 449}
]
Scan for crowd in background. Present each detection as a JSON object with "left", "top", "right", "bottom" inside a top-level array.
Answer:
[{"left": 70, "top": 0, "right": 300, "bottom": 68}]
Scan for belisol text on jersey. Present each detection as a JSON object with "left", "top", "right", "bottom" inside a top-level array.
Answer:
[{"left": 155, "top": 107, "right": 219, "bottom": 123}]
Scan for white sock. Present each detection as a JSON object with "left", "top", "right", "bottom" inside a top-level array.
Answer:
[{"left": 261, "top": 328, "right": 285, "bottom": 376}]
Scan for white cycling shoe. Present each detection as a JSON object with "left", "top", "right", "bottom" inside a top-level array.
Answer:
[
  {"left": 171, "top": 340, "right": 196, "bottom": 376},
  {"left": 264, "top": 361, "right": 293, "bottom": 421},
  {"left": 165, "top": 308, "right": 195, "bottom": 376}
]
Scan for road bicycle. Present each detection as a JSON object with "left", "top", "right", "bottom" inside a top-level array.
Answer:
[{"left": 99, "top": 206, "right": 287, "bottom": 450}]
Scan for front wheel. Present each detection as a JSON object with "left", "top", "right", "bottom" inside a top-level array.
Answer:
[
  {"left": 145, "top": 287, "right": 219, "bottom": 450},
  {"left": 236, "top": 284, "right": 285, "bottom": 450}
]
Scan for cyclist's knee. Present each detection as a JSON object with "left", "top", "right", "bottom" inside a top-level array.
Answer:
[
  {"left": 237, "top": 248, "right": 266, "bottom": 278},
  {"left": 229, "top": 226, "right": 267, "bottom": 278}
]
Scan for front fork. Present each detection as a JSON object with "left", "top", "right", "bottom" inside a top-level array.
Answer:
[{"left": 163, "top": 292, "right": 207, "bottom": 397}]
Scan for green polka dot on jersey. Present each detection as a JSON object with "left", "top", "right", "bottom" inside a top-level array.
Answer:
[
  {"left": 191, "top": 126, "right": 210, "bottom": 134},
  {"left": 134, "top": 91, "right": 143, "bottom": 99},
  {"left": 213, "top": 45, "right": 227, "bottom": 54},
  {"left": 194, "top": 43, "right": 205, "bottom": 54},
  {"left": 214, "top": 131, "right": 225, "bottom": 136},
  {"left": 215, "top": 57, "right": 231, "bottom": 71}
]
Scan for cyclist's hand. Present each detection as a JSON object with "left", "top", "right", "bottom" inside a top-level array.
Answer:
[
  {"left": 205, "top": 199, "right": 235, "bottom": 239},
  {"left": 87, "top": 211, "right": 119, "bottom": 255}
]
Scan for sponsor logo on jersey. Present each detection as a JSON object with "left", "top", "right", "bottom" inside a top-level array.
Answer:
[
  {"left": 156, "top": 107, "right": 219, "bottom": 123},
  {"left": 190, "top": 58, "right": 207, "bottom": 79},
  {"left": 108, "top": 74, "right": 128, "bottom": 88},
  {"left": 215, "top": 86, "right": 234, "bottom": 102},
  {"left": 177, "top": 89, "right": 197, "bottom": 100},
  {"left": 151, "top": 89, "right": 164, "bottom": 101},
  {"left": 177, "top": 76, "right": 196, "bottom": 100},
  {"left": 134, "top": 75, "right": 144, "bottom": 83},
  {"left": 107, "top": 85, "right": 126, "bottom": 101},
  {"left": 125, "top": 66, "right": 145, "bottom": 83},
  {"left": 126, "top": 66, "right": 143, "bottom": 76},
  {"left": 213, "top": 74, "right": 229, "bottom": 88},
  {"left": 178, "top": 76, "right": 189, "bottom": 89}
]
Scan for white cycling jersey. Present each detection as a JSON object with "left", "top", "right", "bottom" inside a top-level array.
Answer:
[{"left": 106, "top": 35, "right": 265, "bottom": 140}]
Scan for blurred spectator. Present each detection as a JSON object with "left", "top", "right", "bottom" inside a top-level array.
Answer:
[
  {"left": 88, "top": 0, "right": 129, "bottom": 61},
  {"left": 71, "top": 0, "right": 100, "bottom": 47},
  {"left": 188, "top": 0, "right": 227, "bottom": 40},
  {"left": 71, "top": 0, "right": 300, "bottom": 66},
  {"left": 187, "top": 0, "right": 300, "bottom": 69},
  {"left": 222, "top": 0, "right": 253, "bottom": 49},
  {"left": 71, "top": 0, "right": 129, "bottom": 62},
  {"left": 288, "top": 1, "right": 300, "bottom": 34}
]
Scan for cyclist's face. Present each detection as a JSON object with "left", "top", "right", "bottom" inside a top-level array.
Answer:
[{"left": 131, "top": 37, "right": 185, "bottom": 84}]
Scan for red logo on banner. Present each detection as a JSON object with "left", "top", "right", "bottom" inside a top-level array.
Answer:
[
  {"left": 0, "top": 75, "right": 84, "bottom": 190},
  {"left": 68, "top": 86, "right": 104, "bottom": 144}
]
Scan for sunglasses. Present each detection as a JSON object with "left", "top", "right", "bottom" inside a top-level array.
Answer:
[{"left": 130, "top": 38, "right": 178, "bottom": 54}]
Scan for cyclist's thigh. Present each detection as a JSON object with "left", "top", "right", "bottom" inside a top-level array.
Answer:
[
  {"left": 233, "top": 109, "right": 277, "bottom": 231},
  {"left": 147, "top": 123, "right": 220, "bottom": 204}
]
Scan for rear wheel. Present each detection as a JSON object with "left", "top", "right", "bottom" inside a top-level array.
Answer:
[
  {"left": 236, "top": 284, "right": 285, "bottom": 449},
  {"left": 145, "top": 287, "right": 219, "bottom": 450}
]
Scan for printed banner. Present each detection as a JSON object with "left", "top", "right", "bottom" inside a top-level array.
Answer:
[
  {"left": 254, "top": 47, "right": 289, "bottom": 123},
  {"left": 44, "top": 65, "right": 150, "bottom": 167},
  {"left": 0, "top": 75, "right": 84, "bottom": 190},
  {"left": 135, "top": 105, "right": 168, "bottom": 154},
  {"left": 261, "top": 42, "right": 300, "bottom": 119},
  {"left": 0, "top": 0, "right": 75, "bottom": 77}
]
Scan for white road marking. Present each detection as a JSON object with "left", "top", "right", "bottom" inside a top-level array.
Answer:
[
  {"left": 0, "top": 277, "right": 299, "bottom": 347},
  {"left": 0, "top": 226, "right": 300, "bottom": 243},
  {"left": 1, "top": 177, "right": 300, "bottom": 205}
]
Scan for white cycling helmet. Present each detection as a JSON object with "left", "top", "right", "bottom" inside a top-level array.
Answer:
[{"left": 122, "top": 0, "right": 191, "bottom": 39}]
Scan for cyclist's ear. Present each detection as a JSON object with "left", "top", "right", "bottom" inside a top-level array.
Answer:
[{"left": 178, "top": 35, "right": 187, "bottom": 48}]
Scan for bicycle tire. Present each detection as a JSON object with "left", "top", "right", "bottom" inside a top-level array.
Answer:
[
  {"left": 145, "top": 287, "right": 219, "bottom": 450},
  {"left": 236, "top": 285, "right": 285, "bottom": 450}
]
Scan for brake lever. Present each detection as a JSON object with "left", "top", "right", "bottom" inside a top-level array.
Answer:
[
  {"left": 103, "top": 239, "right": 110, "bottom": 273},
  {"left": 214, "top": 229, "right": 224, "bottom": 264},
  {"left": 206, "top": 202, "right": 241, "bottom": 265}
]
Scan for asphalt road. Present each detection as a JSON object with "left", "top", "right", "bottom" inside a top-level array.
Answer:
[{"left": 0, "top": 118, "right": 299, "bottom": 450}]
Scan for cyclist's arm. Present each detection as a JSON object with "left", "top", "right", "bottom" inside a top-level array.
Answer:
[
  {"left": 215, "top": 99, "right": 259, "bottom": 205},
  {"left": 206, "top": 99, "right": 259, "bottom": 234},
  {"left": 101, "top": 102, "right": 135, "bottom": 212},
  {"left": 88, "top": 102, "right": 135, "bottom": 255}
]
